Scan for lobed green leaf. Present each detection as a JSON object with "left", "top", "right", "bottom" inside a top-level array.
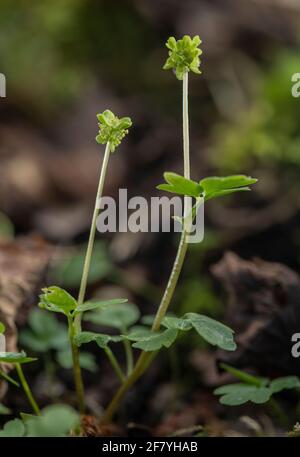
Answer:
[
  {"left": 0, "top": 351, "right": 37, "bottom": 364},
  {"left": 84, "top": 302, "right": 140, "bottom": 329},
  {"left": 132, "top": 328, "right": 178, "bottom": 351},
  {"left": 185, "top": 313, "right": 236, "bottom": 351},
  {"left": 75, "top": 298, "right": 128, "bottom": 314},
  {"left": 39, "top": 286, "right": 77, "bottom": 317}
]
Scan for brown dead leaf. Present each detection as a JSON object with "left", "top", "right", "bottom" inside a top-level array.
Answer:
[
  {"left": 211, "top": 252, "right": 300, "bottom": 376},
  {"left": 0, "top": 235, "right": 51, "bottom": 397}
]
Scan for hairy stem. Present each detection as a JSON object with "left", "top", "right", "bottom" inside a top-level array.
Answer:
[
  {"left": 102, "top": 71, "right": 190, "bottom": 423},
  {"left": 68, "top": 317, "right": 85, "bottom": 414},
  {"left": 16, "top": 363, "right": 41, "bottom": 416},
  {"left": 75, "top": 142, "right": 111, "bottom": 332}
]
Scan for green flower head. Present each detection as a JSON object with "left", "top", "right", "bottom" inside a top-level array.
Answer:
[
  {"left": 96, "top": 110, "right": 132, "bottom": 152},
  {"left": 163, "top": 35, "right": 202, "bottom": 80}
]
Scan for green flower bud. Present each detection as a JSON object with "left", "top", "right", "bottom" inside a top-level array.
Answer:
[
  {"left": 96, "top": 110, "right": 132, "bottom": 152},
  {"left": 163, "top": 35, "right": 202, "bottom": 80}
]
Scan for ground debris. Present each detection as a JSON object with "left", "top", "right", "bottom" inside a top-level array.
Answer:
[
  {"left": 0, "top": 235, "right": 51, "bottom": 398},
  {"left": 211, "top": 252, "right": 300, "bottom": 376}
]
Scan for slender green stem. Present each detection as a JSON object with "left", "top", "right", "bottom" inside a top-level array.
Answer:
[
  {"left": 104, "top": 347, "right": 126, "bottom": 383},
  {"left": 122, "top": 326, "right": 134, "bottom": 376},
  {"left": 101, "top": 351, "right": 156, "bottom": 424},
  {"left": 75, "top": 142, "right": 111, "bottom": 332},
  {"left": 16, "top": 363, "right": 41, "bottom": 416},
  {"left": 152, "top": 230, "right": 188, "bottom": 331},
  {"left": 68, "top": 317, "right": 85, "bottom": 414},
  {"left": 183, "top": 72, "right": 190, "bottom": 180},
  {"left": 123, "top": 340, "right": 134, "bottom": 376},
  {"left": 102, "top": 71, "right": 191, "bottom": 423}
]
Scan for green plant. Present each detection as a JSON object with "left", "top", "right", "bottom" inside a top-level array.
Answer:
[
  {"left": 20, "top": 309, "right": 97, "bottom": 376},
  {"left": 0, "top": 322, "right": 40, "bottom": 416},
  {"left": 38, "top": 286, "right": 128, "bottom": 412},
  {"left": 98, "top": 36, "right": 256, "bottom": 423},
  {"left": 75, "top": 110, "right": 132, "bottom": 328},
  {"left": 214, "top": 363, "right": 300, "bottom": 406},
  {"left": 0, "top": 404, "right": 79, "bottom": 437},
  {"left": 34, "top": 35, "right": 257, "bottom": 424}
]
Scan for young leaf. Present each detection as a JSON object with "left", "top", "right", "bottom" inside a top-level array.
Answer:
[
  {"left": 0, "top": 351, "right": 37, "bottom": 364},
  {"left": 0, "top": 418, "right": 25, "bottom": 437},
  {"left": 39, "top": 286, "right": 77, "bottom": 316},
  {"left": 74, "top": 298, "right": 128, "bottom": 314},
  {"left": 269, "top": 376, "right": 300, "bottom": 394},
  {"left": 84, "top": 303, "right": 140, "bottom": 329},
  {"left": 132, "top": 328, "right": 178, "bottom": 351},
  {"left": 157, "top": 172, "right": 202, "bottom": 197},
  {"left": 199, "top": 175, "right": 257, "bottom": 201},
  {"left": 185, "top": 313, "right": 236, "bottom": 351}
]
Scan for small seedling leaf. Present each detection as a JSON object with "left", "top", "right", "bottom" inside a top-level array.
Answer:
[
  {"left": 157, "top": 172, "right": 202, "bottom": 197},
  {"left": 199, "top": 175, "right": 257, "bottom": 201},
  {"left": 39, "top": 286, "right": 77, "bottom": 316}
]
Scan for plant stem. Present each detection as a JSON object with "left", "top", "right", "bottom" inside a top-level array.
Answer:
[
  {"left": 104, "top": 347, "right": 126, "bottom": 383},
  {"left": 75, "top": 142, "right": 111, "bottom": 332},
  {"left": 102, "top": 71, "right": 191, "bottom": 423},
  {"left": 121, "top": 326, "right": 134, "bottom": 376},
  {"left": 16, "top": 363, "right": 41, "bottom": 416},
  {"left": 183, "top": 71, "right": 190, "bottom": 180},
  {"left": 123, "top": 339, "right": 134, "bottom": 376},
  {"left": 68, "top": 317, "right": 85, "bottom": 414},
  {"left": 152, "top": 230, "right": 188, "bottom": 331},
  {"left": 101, "top": 351, "right": 156, "bottom": 424}
]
